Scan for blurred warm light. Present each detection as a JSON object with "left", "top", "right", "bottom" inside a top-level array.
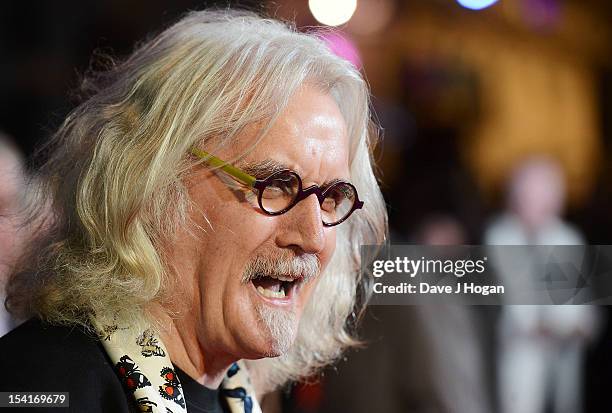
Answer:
[
  {"left": 456, "top": 0, "right": 499, "bottom": 10},
  {"left": 308, "top": 0, "right": 357, "bottom": 26},
  {"left": 348, "top": 0, "right": 395, "bottom": 36}
]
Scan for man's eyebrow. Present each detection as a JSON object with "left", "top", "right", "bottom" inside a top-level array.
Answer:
[
  {"left": 238, "top": 159, "right": 288, "bottom": 178},
  {"left": 237, "top": 158, "right": 346, "bottom": 187}
]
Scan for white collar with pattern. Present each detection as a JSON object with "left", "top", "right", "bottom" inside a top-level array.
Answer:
[{"left": 92, "top": 317, "right": 263, "bottom": 413}]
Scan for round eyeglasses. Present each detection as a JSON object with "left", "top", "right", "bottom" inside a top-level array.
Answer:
[
  {"left": 191, "top": 148, "right": 364, "bottom": 227},
  {"left": 253, "top": 169, "right": 363, "bottom": 227}
]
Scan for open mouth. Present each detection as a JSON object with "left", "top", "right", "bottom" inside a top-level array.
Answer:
[{"left": 251, "top": 274, "right": 300, "bottom": 299}]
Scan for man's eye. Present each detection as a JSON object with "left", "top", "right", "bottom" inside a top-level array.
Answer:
[
  {"left": 321, "top": 197, "right": 337, "bottom": 213},
  {"left": 261, "top": 173, "right": 298, "bottom": 198},
  {"left": 261, "top": 185, "right": 285, "bottom": 199}
]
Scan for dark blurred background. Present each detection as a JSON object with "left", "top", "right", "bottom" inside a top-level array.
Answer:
[{"left": 2, "top": 1, "right": 612, "bottom": 412}]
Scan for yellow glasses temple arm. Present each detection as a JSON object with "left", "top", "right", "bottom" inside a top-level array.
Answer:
[{"left": 191, "top": 148, "right": 257, "bottom": 187}]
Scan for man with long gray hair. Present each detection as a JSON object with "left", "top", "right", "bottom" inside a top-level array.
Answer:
[{"left": 0, "top": 10, "right": 387, "bottom": 413}]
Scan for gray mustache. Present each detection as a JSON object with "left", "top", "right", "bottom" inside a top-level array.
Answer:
[{"left": 242, "top": 254, "right": 321, "bottom": 284}]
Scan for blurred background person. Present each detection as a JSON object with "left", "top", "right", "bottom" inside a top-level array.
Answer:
[
  {"left": 485, "top": 156, "right": 601, "bottom": 413},
  {"left": 406, "top": 215, "right": 494, "bottom": 413},
  {"left": 0, "top": 134, "right": 27, "bottom": 336}
]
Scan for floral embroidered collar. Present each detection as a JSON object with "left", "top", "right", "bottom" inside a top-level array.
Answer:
[{"left": 92, "top": 317, "right": 262, "bottom": 413}]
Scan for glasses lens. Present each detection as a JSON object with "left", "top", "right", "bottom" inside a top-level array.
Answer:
[
  {"left": 260, "top": 171, "right": 300, "bottom": 214},
  {"left": 321, "top": 182, "right": 357, "bottom": 225}
]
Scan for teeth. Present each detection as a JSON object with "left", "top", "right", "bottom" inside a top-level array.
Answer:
[
  {"left": 268, "top": 274, "right": 295, "bottom": 282},
  {"left": 256, "top": 285, "right": 286, "bottom": 298}
]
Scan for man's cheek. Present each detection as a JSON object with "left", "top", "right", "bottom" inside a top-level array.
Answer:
[
  {"left": 323, "top": 231, "right": 337, "bottom": 265},
  {"left": 299, "top": 278, "right": 320, "bottom": 309}
]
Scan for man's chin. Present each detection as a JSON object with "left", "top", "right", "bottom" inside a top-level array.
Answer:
[{"left": 253, "top": 304, "right": 298, "bottom": 358}]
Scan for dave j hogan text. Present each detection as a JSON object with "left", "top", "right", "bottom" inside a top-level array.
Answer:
[{"left": 373, "top": 282, "right": 505, "bottom": 296}]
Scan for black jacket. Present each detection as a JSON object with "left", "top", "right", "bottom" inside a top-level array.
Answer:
[{"left": 0, "top": 317, "right": 137, "bottom": 412}]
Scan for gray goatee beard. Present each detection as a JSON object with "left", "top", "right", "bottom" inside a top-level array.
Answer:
[
  {"left": 242, "top": 252, "right": 320, "bottom": 356},
  {"left": 254, "top": 303, "right": 297, "bottom": 357}
]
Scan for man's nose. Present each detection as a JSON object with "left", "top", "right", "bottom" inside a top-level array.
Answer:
[{"left": 275, "top": 194, "right": 326, "bottom": 254}]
